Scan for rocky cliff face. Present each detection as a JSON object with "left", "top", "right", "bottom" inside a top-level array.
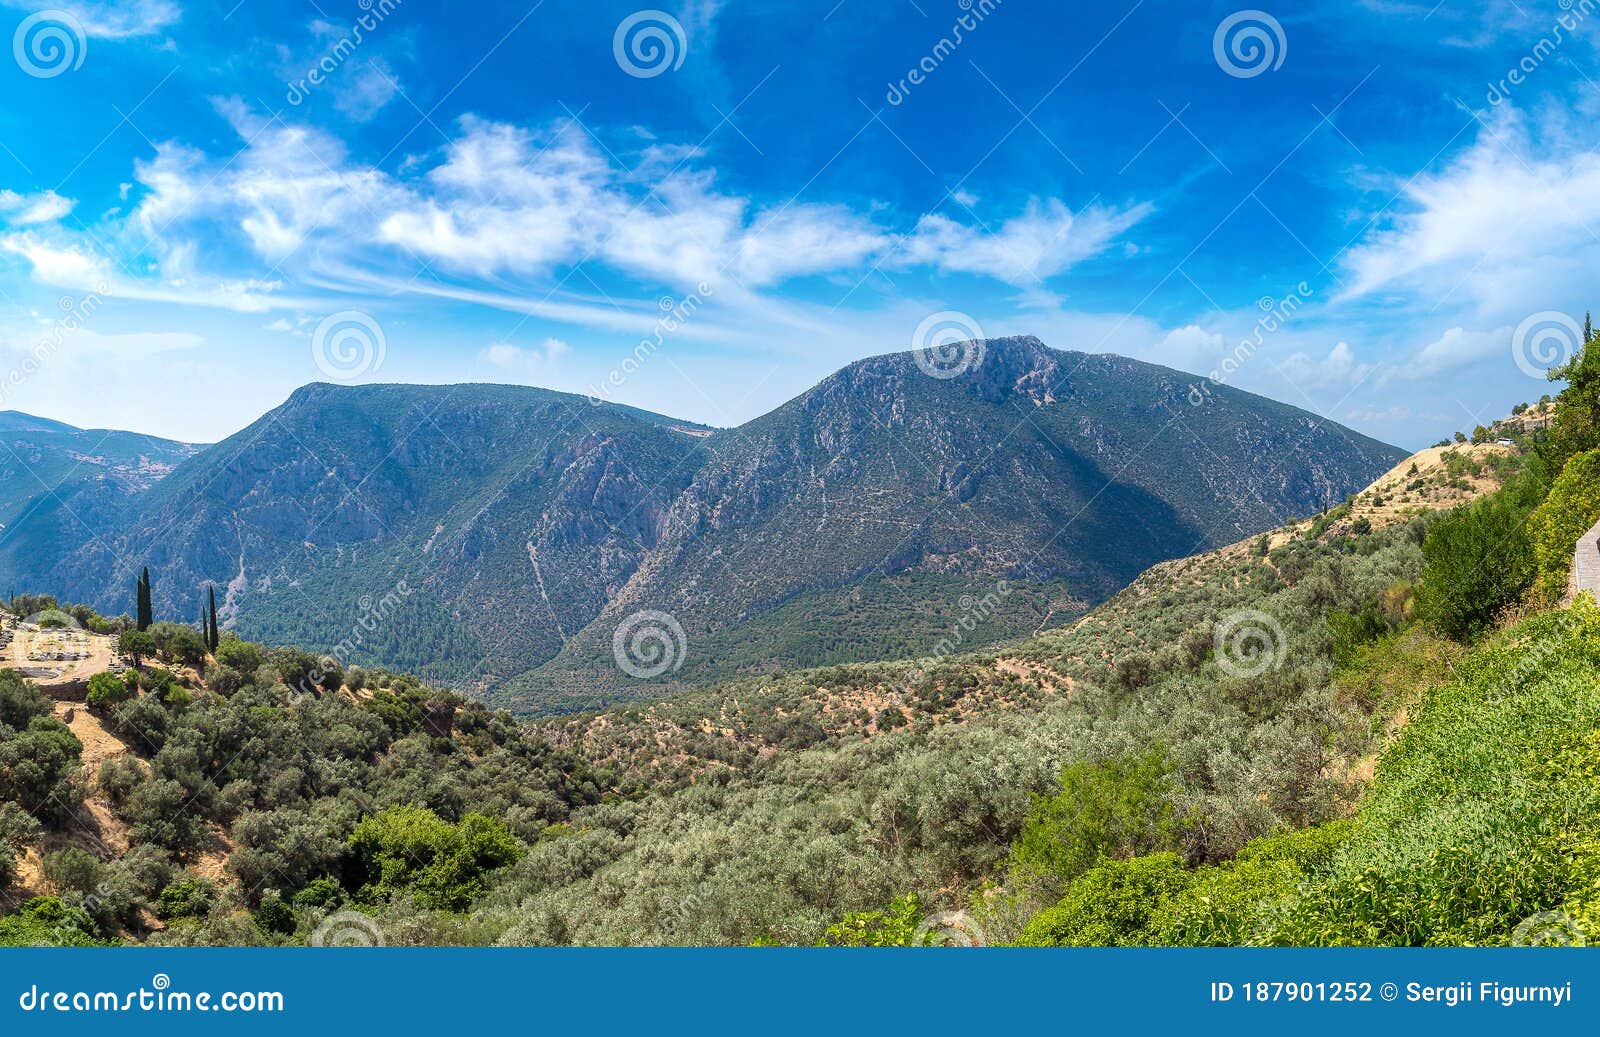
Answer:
[{"left": 0, "top": 339, "right": 1405, "bottom": 712}]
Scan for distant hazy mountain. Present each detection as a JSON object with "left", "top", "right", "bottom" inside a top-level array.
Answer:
[
  {"left": 0, "top": 411, "right": 199, "bottom": 600},
  {"left": 0, "top": 338, "right": 1404, "bottom": 712}
]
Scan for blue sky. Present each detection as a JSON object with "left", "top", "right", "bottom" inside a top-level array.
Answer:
[{"left": 0, "top": 0, "right": 1595, "bottom": 449}]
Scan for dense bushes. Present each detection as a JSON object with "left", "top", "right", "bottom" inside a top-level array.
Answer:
[
  {"left": 347, "top": 805, "right": 522, "bottom": 911},
  {"left": 1415, "top": 489, "right": 1534, "bottom": 639},
  {"left": 1526, "top": 449, "right": 1600, "bottom": 602},
  {"left": 1017, "top": 601, "right": 1600, "bottom": 946},
  {"left": 1009, "top": 750, "right": 1182, "bottom": 898}
]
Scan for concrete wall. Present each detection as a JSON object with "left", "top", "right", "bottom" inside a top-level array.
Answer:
[{"left": 1572, "top": 517, "right": 1600, "bottom": 602}]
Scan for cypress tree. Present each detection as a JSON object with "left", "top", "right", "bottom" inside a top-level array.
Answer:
[
  {"left": 207, "top": 586, "right": 219, "bottom": 651},
  {"left": 136, "top": 568, "right": 152, "bottom": 631}
]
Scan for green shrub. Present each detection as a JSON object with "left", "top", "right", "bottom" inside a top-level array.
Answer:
[
  {"left": 0, "top": 896, "right": 104, "bottom": 947},
  {"left": 347, "top": 805, "right": 522, "bottom": 911},
  {"left": 158, "top": 877, "right": 216, "bottom": 920},
  {"left": 86, "top": 671, "right": 133, "bottom": 709},
  {"left": 0, "top": 669, "right": 51, "bottom": 730},
  {"left": 1147, "top": 821, "right": 1356, "bottom": 947},
  {"left": 252, "top": 892, "right": 297, "bottom": 937},
  {"left": 1261, "top": 601, "right": 1600, "bottom": 945},
  {"left": 1527, "top": 449, "right": 1600, "bottom": 602},
  {"left": 214, "top": 637, "right": 263, "bottom": 675},
  {"left": 1015, "top": 853, "right": 1193, "bottom": 946},
  {"left": 821, "top": 893, "right": 926, "bottom": 947},
  {"left": 1009, "top": 749, "right": 1182, "bottom": 893},
  {"left": 1416, "top": 490, "right": 1535, "bottom": 640}
]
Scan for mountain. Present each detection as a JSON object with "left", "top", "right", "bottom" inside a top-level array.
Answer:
[
  {"left": 508, "top": 337, "right": 1405, "bottom": 710},
  {"left": 0, "top": 412, "right": 199, "bottom": 596},
  {"left": 0, "top": 338, "right": 1405, "bottom": 711}
]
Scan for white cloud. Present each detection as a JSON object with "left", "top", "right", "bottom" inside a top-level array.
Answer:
[
  {"left": 482, "top": 337, "right": 571, "bottom": 372},
  {"left": 1278, "top": 341, "right": 1373, "bottom": 391},
  {"left": 1146, "top": 323, "right": 1224, "bottom": 373},
  {"left": 897, "top": 198, "right": 1154, "bottom": 286},
  {"left": 1340, "top": 105, "right": 1600, "bottom": 319},
  {"left": 6, "top": 109, "right": 1148, "bottom": 334},
  {"left": 0, "top": 190, "right": 74, "bottom": 226},
  {"left": 2, "top": 0, "right": 180, "bottom": 38},
  {"left": 333, "top": 58, "right": 402, "bottom": 122},
  {"left": 1408, "top": 325, "right": 1509, "bottom": 376}
]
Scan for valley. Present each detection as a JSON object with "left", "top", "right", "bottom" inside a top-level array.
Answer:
[
  {"left": 0, "top": 337, "right": 1401, "bottom": 715},
  {"left": 1, "top": 336, "right": 1592, "bottom": 951},
  {"left": 0, "top": 385, "right": 1539, "bottom": 947}
]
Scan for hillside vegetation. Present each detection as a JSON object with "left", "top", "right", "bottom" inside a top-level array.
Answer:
[
  {"left": 0, "top": 339, "right": 1401, "bottom": 714},
  {"left": 3, "top": 332, "right": 1594, "bottom": 947}
]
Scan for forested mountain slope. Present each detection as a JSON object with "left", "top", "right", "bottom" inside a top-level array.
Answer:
[{"left": 0, "top": 339, "right": 1403, "bottom": 712}]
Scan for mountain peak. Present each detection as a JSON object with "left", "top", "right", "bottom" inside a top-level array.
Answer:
[{"left": 0, "top": 410, "right": 83, "bottom": 434}]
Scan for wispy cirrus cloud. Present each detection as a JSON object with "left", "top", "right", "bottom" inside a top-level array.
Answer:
[
  {"left": 0, "top": 105, "right": 1151, "bottom": 329},
  {"left": 0, "top": 0, "right": 180, "bottom": 38},
  {"left": 1339, "top": 105, "right": 1600, "bottom": 319}
]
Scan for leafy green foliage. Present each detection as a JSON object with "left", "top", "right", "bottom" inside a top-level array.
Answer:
[
  {"left": 0, "top": 713, "right": 81, "bottom": 823},
  {"left": 117, "top": 629, "right": 157, "bottom": 667},
  {"left": 158, "top": 877, "right": 216, "bottom": 921},
  {"left": 1009, "top": 749, "right": 1183, "bottom": 896},
  {"left": 821, "top": 893, "right": 929, "bottom": 947},
  {"left": 0, "top": 801, "right": 40, "bottom": 888},
  {"left": 347, "top": 805, "right": 523, "bottom": 911},
  {"left": 0, "top": 896, "right": 105, "bottom": 947},
  {"left": 86, "top": 671, "right": 133, "bottom": 709},
  {"left": 0, "top": 669, "right": 50, "bottom": 730},
  {"left": 1526, "top": 449, "right": 1600, "bottom": 602},
  {"left": 1416, "top": 490, "right": 1534, "bottom": 639},
  {"left": 1015, "top": 853, "right": 1193, "bottom": 946}
]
